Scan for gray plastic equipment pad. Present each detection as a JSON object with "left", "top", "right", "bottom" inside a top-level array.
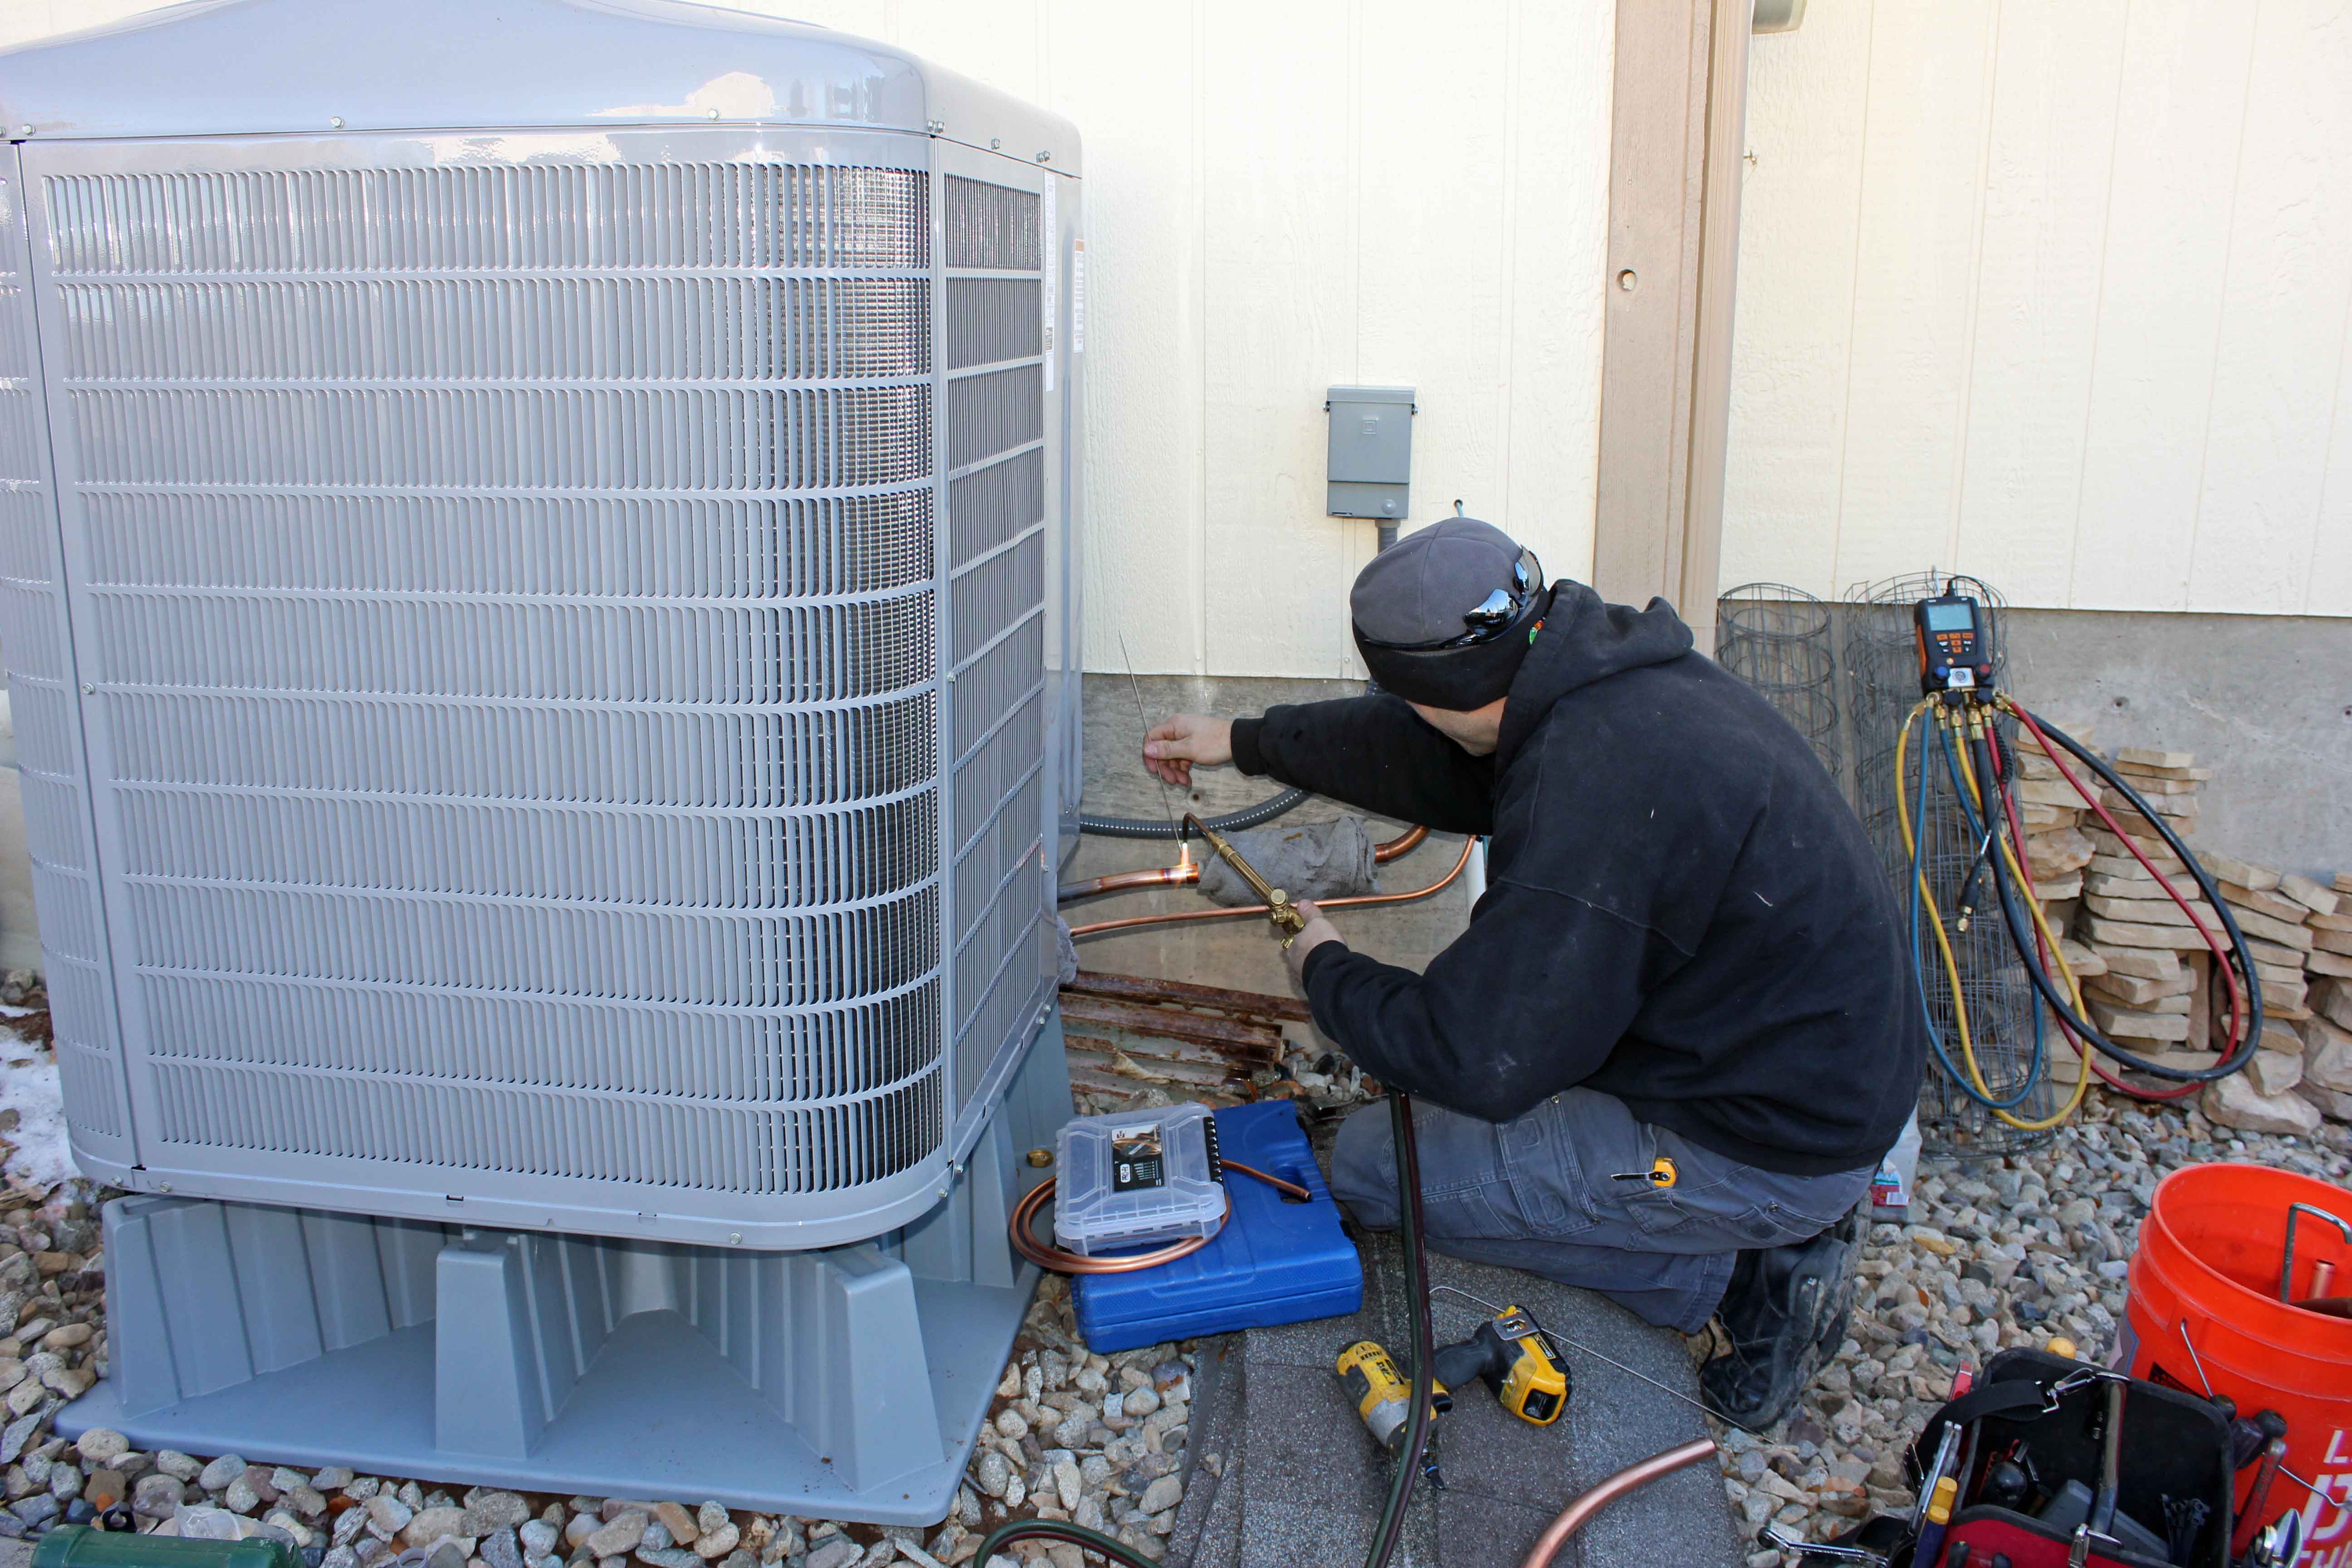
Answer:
[{"left": 58, "top": 1017, "right": 1071, "bottom": 1524}]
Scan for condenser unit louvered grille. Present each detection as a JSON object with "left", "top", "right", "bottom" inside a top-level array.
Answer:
[
  {"left": 43, "top": 163, "right": 931, "bottom": 271},
  {"left": 941, "top": 175, "right": 1052, "bottom": 1107},
  {"left": 0, "top": 176, "right": 128, "bottom": 1150},
  {"left": 0, "top": 132, "right": 1071, "bottom": 1239},
  {"left": 63, "top": 276, "right": 933, "bottom": 382},
  {"left": 943, "top": 177, "right": 1043, "bottom": 270}
]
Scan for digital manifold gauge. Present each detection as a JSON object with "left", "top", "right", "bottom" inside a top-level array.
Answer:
[{"left": 1914, "top": 592, "right": 1994, "bottom": 699}]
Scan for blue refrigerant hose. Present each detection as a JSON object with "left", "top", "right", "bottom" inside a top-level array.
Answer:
[{"left": 1905, "top": 712, "right": 2046, "bottom": 1111}]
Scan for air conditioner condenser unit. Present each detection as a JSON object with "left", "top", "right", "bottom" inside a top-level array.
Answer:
[{"left": 0, "top": 0, "right": 1085, "bottom": 1519}]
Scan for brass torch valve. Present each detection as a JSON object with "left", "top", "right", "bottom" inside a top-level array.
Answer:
[{"left": 1183, "top": 813, "right": 1311, "bottom": 947}]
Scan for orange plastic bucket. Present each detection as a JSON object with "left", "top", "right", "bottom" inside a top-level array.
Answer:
[{"left": 2122, "top": 1162, "right": 2352, "bottom": 1565}]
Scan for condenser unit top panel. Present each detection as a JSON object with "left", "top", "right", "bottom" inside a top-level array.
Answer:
[{"left": 0, "top": 0, "right": 1078, "bottom": 172}]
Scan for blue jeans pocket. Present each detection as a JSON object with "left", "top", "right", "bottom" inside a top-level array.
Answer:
[
  {"left": 1499, "top": 1098, "right": 1599, "bottom": 1237},
  {"left": 1624, "top": 1174, "right": 1756, "bottom": 1239}
]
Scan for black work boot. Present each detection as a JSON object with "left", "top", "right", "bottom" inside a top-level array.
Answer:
[{"left": 1698, "top": 1203, "right": 1863, "bottom": 1428}]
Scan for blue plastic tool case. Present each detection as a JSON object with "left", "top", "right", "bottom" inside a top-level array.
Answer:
[{"left": 1071, "top": 1100, "right": 1364, "bottom": 1352}]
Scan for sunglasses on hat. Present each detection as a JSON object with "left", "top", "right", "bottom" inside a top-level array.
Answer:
[{"left": 1354, "top": 546, "right": 1545, "bottom": 653}]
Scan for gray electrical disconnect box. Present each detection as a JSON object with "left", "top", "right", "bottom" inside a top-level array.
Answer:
[{"left": 1326, "top": 385, "right": 1416, "bottom": 519}]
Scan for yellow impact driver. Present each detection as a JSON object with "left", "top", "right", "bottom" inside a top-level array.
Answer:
[
  {"left": 1430, "top": 1303, "right": 1572, "bottom": 1426},
  {"left": 1336, "top": 1339, "right": 1452, "bottom": 1450}
]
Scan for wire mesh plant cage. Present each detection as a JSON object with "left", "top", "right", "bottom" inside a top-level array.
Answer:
[
  {"left": 1715, "top": 583, "right": 1842, "bottom": 784},
  {"left": 1844, "top": 572, "right": 2056, "bottom": 1157}
]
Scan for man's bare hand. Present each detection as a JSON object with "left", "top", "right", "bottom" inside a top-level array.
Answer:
[
  {"left": 1284, "top": 900, "right": 1343, "bottom": 990},
  {"left": 1142, "top": 713, "right": 1233, "bottom": 789}
]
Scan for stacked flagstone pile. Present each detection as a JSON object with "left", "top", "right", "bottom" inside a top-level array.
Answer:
[
  {"left": 2009, "top": 721, "right": 2096, "bottom": 932},
  {"left": 2172, "top": 852, "right": 2335, "bottom": 1132},
  {"left": 2291, "top": 874, "right": 2352, "bottom": 1127},
  {"left": 2004, "top": 736, "right": 2344, "bottom": 1135},
  {"left": 2066, "top": 749, "right": 2226, "bottom": 1080}
]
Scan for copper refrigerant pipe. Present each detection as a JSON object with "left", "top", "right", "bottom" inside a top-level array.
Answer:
[
  {"left": 1009, "top": 1161, "right": 1312, "bottom": 1274},
  {"left": 1066, "top": 834, "right": 1472, "bottom": 937},
  {"left": 1519, "top": 1439, "right": 1718, "bottom": 1568},
  {"left": 1057, "top": 824, "right": 1432, "bottom": 904}
]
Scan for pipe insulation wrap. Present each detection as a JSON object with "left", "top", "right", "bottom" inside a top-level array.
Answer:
[{"left": 1196, "top": 818, "right": 1382, "bottom": 906}]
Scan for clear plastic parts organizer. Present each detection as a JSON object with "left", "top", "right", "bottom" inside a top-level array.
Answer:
[{"left": 1052, "top": 1102, "right": 1227, "bottom": 1255}]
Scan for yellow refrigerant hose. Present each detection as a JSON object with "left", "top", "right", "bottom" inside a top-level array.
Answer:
[{"left": 1894, "top": 697, "right": 2091, "bottom": 1131}]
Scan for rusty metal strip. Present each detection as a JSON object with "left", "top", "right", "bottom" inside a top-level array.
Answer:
[{"left": 1063, "top": 970, "right": 1313, "bottom": 1024}]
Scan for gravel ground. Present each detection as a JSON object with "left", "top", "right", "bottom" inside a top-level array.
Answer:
[
  {"left": 0, "top": 1176, "right": 1192, "bottom": 1568},
  {"left": 0, "top": 1006, "right": 2343, "bottom": 1568},
  {"left": 1716, "top": 1097, "right": 2352, "bottom": 1567},
  {"left": 0, "top": 997, "right": 1199, "bottom": 1568}
]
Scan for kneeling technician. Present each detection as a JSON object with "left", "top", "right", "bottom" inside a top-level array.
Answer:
[{"left": 1141, "top": 517, "right": 1926, "bottom": 1426}]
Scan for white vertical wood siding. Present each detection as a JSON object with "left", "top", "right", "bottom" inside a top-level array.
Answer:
[
  {"left": 3, "top": 0, "right": 1618, "bottom": 676},
  {"left": 1725, "top": 0, "right": 2352, "bottom": 615}
]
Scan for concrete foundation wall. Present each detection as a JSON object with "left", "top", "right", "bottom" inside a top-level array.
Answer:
[{"left": 1999, "top": 607, "right": 2351, "bottom": 882}]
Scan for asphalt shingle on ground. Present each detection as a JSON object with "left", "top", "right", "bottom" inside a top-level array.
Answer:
[{"left": 1171, "top": 1231, "right": 1742, "bottom": 1568}]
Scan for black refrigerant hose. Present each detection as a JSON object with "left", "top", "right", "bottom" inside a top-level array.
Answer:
[
  {"left": 970, "top": 1093, "right": 1434, "bottom": 1568},
  {"left": 1974, "top": 712, "right": 2265, "bottom": 1083},
  {"left": 1364, "top": 1091, "right": 1436, "bottom": 1568}
]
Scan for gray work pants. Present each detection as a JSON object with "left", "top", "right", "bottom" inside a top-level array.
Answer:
[{"left": 1330, "top": 1088, "right": 1874, "bottom": 1334}]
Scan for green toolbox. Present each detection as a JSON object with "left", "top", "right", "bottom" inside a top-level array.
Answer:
[{"left": 32, "top": 1526, "right": 300, "bottom": 1568}]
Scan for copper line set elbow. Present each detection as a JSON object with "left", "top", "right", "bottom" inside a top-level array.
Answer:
[{"left": 1518, "top": 1438, "right": 1719, "bottom": 1568}]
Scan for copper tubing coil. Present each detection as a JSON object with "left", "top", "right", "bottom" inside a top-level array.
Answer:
[
  {"left": 1518, "top": 1438, "right": 1718, "bottom": 1568},
  {"left": 1058, "top": 824, "right": 1432, "bottom": 903},
  {"left": 1066, "top": 833, "right": 1473, "bottom": 938},
  {"left": 1009, "top": 1161, "right": 1312, "bottom": 1274}
]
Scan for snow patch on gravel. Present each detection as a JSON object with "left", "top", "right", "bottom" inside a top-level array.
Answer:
[{"left": 0, "top": 1039, "right": 74, "bottom": 1190}]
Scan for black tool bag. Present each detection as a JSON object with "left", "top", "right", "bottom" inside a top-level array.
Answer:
[{"left": 1896, "top": 1348, "right": 2235, "bottom": 1568}]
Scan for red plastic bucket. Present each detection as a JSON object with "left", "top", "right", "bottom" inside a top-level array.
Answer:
[{"left": 2122, "top": 1162, "right": 2352, "bottom": 1565}]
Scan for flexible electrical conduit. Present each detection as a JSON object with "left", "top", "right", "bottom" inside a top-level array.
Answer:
[{"left": 1077, "top": 786, "right": 1309, "bottom": 840}]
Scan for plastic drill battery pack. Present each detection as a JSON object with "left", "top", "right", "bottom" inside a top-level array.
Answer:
[{"left": 1053, "top": 1102, "right": 1226, "bottom": 1256}]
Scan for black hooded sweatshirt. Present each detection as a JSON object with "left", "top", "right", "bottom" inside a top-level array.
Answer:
[{"left": 1230, "top": 583, "right": 1925, "bottom": 1177}]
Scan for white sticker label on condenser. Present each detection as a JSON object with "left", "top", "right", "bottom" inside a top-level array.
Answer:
[
  {"left": 1042, "top": 179, "right": 1058, "bottom": 392},
  {"left": 1072, "top": 238, "right": 1087, "bottom": 355}
]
